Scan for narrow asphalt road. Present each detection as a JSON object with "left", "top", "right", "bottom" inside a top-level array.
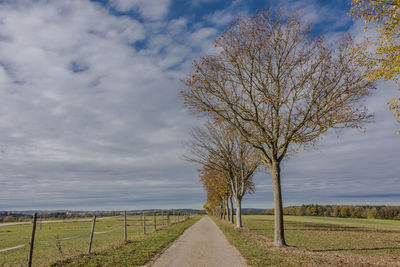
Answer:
[{"left": 150, "top": 216, "right": 248, "bottom": 267}]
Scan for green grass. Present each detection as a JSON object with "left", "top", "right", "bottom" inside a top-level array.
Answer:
[
  {"left": 51, "top": 216, "right": 201, "bottom": 266},
  {"left": 214, "top": 215, "right": 400, "bottom": 266},
  {"left": 0, "top": 215, "right": 192, "bottom": 267}
]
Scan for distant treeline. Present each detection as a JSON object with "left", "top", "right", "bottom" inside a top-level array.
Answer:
[
  {"left": 0, "top": 209, "right": 203, "bottom": 223},
  {"left": 0, "top": 211, "right": 121, "bottom": 223},
  {"left": 265, "top": 205, "right": 400, "bottom": 220}
]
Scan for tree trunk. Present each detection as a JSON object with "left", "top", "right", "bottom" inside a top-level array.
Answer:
[
  {"left": 270, "top": 160, "right": 287, "bottom": 247},
  {"left": 226, "top": 197, "right": 231, "bottom": 222},
  {"left": 234, "top": 196, "right": 242, "bottom": 228},
  {"left": 222, "top": 201, "right": 226, "bottom": 220},
  {"left": 229, "top": 197, "right": 234, "bottom": 224}
]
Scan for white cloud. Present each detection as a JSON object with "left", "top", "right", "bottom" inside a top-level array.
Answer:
[
  {"left": 0, "top": 0, "right": 399, "bottom": 210},
  {"left": 205, "top": 0, "right": 248, "bottom": 27},
  {"left": 110, "top": 0, "right": 171, "bottom": 20},
  {"left": 190, "top": 27, "right": 217, "bottom": 43},
  {"left": 207, "top": 9, "right": 235, "bottom": 26},
  {"left": 0, "top": 0, "right": 209, "bottom": 210},
  {"left": 272, "top": 0, "right": 352, "bottom": 33}
]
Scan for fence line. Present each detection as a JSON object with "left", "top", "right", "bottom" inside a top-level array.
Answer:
[
  {"left": 39, "top": 234, "right": 88, "bottom": 243},
  {"left": 0, "top": 222, "right": 126, "bottom": 252},
  {"left": 0, "top": 244, "right": 26, "bottom": 253},
  {"left": 0, "top": 211, "right": 195, "bottom": 257},
  {"left": 94, "top": 225, "right": 123, "bottom": 235}
]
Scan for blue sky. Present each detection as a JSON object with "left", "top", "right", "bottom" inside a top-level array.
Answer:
[{"left": 0, "top": 0, "right": 398, "bottom": 211}]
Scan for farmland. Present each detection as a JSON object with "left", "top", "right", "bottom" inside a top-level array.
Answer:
[
  {"left": 215, "top": 215, "right": 400, "bottom": 266},
  {"left": 0, "top": 213, "right": 196, "bottom": 266}
]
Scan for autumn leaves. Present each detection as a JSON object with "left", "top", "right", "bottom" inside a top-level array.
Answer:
[{"left": 351, "top": 0, "right": 400, "bottom": 126}]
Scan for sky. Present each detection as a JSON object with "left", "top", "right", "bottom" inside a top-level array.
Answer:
[{"left": 0, "top": 0, "right": 399, "bottom": 211}]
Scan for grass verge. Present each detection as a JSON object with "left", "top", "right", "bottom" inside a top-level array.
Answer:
[
  {"left": 51, "top": 216, "right": 201, "bottom": 267},
  {"left": 213, "top": 215, "right": 400, "bottom": 267}
]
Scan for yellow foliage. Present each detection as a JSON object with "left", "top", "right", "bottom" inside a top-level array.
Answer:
[{"left": 351, "top": 0, "right": 400, "bottom": 123}]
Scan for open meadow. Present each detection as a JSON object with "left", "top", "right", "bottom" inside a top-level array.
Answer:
[
  {"left": 0, "top": 213, "right": 190, "bottom": 266},
  {"left": 215, "top": 215, "right": 400, "bottom": 266}
]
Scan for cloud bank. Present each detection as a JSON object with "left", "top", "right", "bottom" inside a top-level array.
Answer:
[{"left": 0, "top": 0, "right": 398, "bottom": 210}]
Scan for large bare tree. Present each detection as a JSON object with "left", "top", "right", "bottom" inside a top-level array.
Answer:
[
  {"left": 186, "top": 122, "right": 260, "bottom": 227},
  {"left": 181, "top": 11, "right": 375, "bottom": 246}
]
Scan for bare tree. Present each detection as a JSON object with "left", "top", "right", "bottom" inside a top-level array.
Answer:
[
  {"left": 181, "top": 11, "right": 375, "bottom": 246},
  {"left": 186, "top": 122, "right": 260, "bottom": 227}
]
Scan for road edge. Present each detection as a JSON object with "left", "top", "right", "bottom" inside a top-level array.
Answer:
[
  {"left": 141, "top": 215, "right": 204, "bottom": 267},
  {"left": 209, "top": 216, "right": 251, "bottom": 267}
]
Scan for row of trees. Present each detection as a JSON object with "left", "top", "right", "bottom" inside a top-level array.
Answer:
[
  {"left": 186, "top": 122, "right": 261, "bottom": 227},
  {"left": 266, "top": 205, "right": 400, "bottom": 220},
  {"left": 182, "top": 9, "right": 375, "bottom": 247}
]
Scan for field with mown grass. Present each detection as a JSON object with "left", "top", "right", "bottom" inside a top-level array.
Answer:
[
  {"left": 0, "top": 214, "right": 196, "bottom": 267},
  {"left": 214, "top": 215, "right": 400, "bottom": 266}
]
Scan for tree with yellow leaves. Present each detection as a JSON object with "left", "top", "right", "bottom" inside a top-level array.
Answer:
[
  {"left": 351, "top": 0, "right": 400, "bottom": 124},
  {"left": 199, "top": 164, "right": 232, "bottom": 220}
]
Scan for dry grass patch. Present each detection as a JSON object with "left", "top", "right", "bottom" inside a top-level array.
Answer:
[{"left": 214, "top": 215, "right": 400, "bottom": 266}]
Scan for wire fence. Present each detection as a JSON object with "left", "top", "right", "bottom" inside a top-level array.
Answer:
[{"left": 0, "top": 210, "right": 195, "bottom": 267}]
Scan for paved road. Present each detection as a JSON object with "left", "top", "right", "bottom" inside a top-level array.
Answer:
[{"left": 150, "top": 216, "right": 248, "bottom": 267}]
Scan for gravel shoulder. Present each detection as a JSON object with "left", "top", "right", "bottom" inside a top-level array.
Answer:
[{"left": 150, "top": 216, "right": 248, "bottom": 267}]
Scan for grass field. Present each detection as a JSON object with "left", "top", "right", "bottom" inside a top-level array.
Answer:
[
  {"left": 215, "top": 215, "right": 400, "bottom": 266},
  {"left": 52, "top": 215, "right": 201, "bottom": 266},
  {"left": 0, "top": 214, "right": 192, "bottom": 267}
]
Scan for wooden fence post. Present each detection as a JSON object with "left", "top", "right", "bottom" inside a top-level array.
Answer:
[
  {"left": 154, "top": 212, "right": 156, "bottom": 231},
  {"left": 27, "top": 213, "right": 37, "bottom": 267},
  {"left": 88, "top": 215, "right": 96, "bottom": 254},
  {"left": 143, "top": 212, "right": 146, "bottom": 235},
  {"left": 167, "top": 212, "right": 170, "bottom": 225},
  {"left": 124, "top": 210, "right": 127, "bottom": 242}
]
